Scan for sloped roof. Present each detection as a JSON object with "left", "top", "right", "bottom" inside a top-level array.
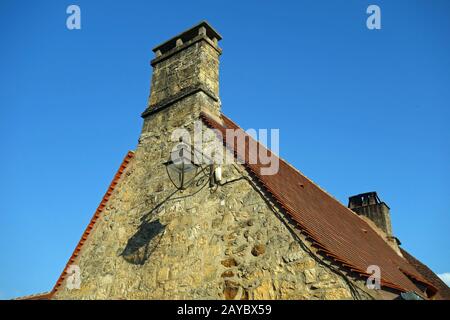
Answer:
[
  {"left": 201, "top": 112, "right": 440, "bottom": 298},
  {"left": 400, "top": 248, "right": 450, "bottom": 300}
]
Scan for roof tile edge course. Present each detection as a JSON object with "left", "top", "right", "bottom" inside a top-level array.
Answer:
[
  {"left": 200, "top": 111, "right": 437, "bottom": 299},
  {"left": 14, "top": 292, "right": 52, "bottom": 300},
  {"left": 49, "top": 151, "right": 135, "bottom": 298}
]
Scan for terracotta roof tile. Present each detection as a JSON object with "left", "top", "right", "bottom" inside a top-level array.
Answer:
[{"left": 400, "top": 248, "right": 450, "bottom": 300}]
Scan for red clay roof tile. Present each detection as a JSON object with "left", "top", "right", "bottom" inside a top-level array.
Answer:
[{"left": 400, "top": 248, "right": 450, "bottom": 300}]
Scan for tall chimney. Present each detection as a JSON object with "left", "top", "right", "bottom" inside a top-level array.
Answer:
[
  {"left": 348, "top": 192, "right": 393, "bottom": 237},
  {"left": 141, "top": 21, "right": 222, "bottom": 125}
]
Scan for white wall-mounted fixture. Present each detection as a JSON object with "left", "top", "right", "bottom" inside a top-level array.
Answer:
[{"left": 214, "top": 166, "right": 222, "bottom": 183}]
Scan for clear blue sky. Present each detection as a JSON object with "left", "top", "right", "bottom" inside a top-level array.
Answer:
[{"left": 0, "top": 0, "right": 449, "bottom": 299}]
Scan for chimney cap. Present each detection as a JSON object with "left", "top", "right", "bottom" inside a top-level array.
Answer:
[
  {"left": 152, "top": 21, "right": 222, "bottom": 54},
  {"left": 348, "top": 191, "right": 390, "bottom": 209},
  {"left": 349, "top": 191, "right": 380, "bottom": 202}
]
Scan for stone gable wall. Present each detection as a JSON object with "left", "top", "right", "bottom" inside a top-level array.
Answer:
[
  {"left": 53, "top": 24, "right": 382, "bottom": 299},
  {"left": 53, "top": 101, "right": 376, "bottom": 300}
]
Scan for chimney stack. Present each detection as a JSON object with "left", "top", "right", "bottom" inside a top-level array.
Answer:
[
  {"left": 141, "top": 21, "right": 222, "bottom": 121},
  {"left": 348, "top": 192, "right": 393, "bottom": 237}
]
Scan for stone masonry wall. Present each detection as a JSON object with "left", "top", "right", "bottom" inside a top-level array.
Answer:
[{"left": 53, "top": 98, "right": 378, "bottom": 300}]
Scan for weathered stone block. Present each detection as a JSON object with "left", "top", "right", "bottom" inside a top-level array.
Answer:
[
  {"left": 304, "top": 269, "right": 317, "bottom": 284},
  {"left": 251, "top": 244, "right": 266, "bottom": 257}
]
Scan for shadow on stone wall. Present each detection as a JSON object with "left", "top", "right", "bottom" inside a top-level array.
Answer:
[{"left": 120, "top": 219, "right": 165, "bottom": 265}]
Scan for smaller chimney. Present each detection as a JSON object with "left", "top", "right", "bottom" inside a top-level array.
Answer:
[{"left": 348, "top": 192, "right": 393, "bottom": 237}]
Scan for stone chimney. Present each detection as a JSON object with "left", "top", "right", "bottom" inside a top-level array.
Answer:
[
  {"left": 141, "top": 21, "right": 222, "bottom": 128},
  {"left": 348, "top": 192, "right": 393, "bottom": 237}
]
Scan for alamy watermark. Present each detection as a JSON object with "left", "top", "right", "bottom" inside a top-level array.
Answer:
[
  {"left": 66, "top": 5, "right": 81, "bottom": 30},
  {"left": 366, "top": 265, "right": 381, "bottom": 290},
  {"left": 170, "top": 121, "right": 280, "bottom": 176},
  {"left": 367, "top": 5, "right": 381, "bottom": 30},
  {"left": 64, "top": 5, "right": 381, "bottom": 31},
  {"left": 66, "top": 264, "right": 81, "bottom": 290}
]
